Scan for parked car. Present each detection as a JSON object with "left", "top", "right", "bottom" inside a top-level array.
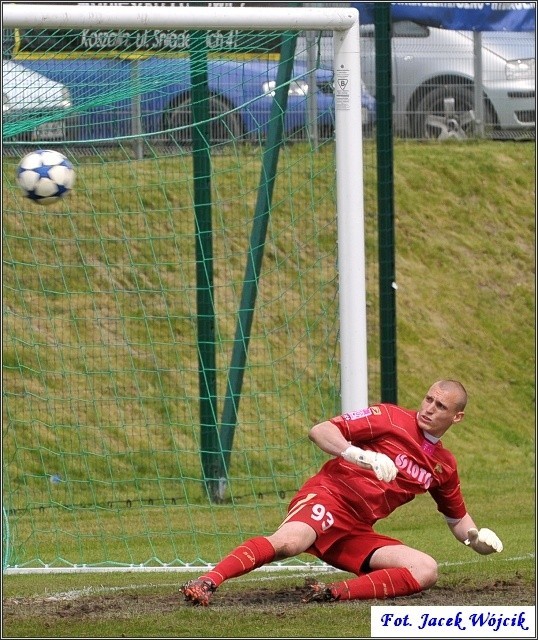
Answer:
[
  {"left": 11, "top": 55, "right": 375, "bottom": 144},
  {"left": 360, "top": 20, "right": 535, "bottom": 139},
  {"left": 2, "top": 59, "right": 72, "bottom": 141},
  {"left": 299, "top": 22, "right": 535, "bottom": 139}
]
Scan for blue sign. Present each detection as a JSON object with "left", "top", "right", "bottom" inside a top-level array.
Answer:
[{"left": 352, "top": 2, "right": 536, "bottom": 31}]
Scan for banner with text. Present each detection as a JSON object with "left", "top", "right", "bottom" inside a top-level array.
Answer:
[{"left": 352, "top": 3, "right": 536, "bottom": 31}]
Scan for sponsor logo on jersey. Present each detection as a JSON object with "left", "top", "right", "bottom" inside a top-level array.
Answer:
[
  {"left": 343, "top": 408, "right": 372, "bottom": 420},
  {"left": 395, "top": 453, "right": 433, "bottom": 489}
]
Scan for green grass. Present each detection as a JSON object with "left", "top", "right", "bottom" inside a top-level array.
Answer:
[
  {"left": 2, "top": 138, "right": 535, "bottom": 636},
  {"left": 2, "top": 557, "right": 535, "bottom": 637}
]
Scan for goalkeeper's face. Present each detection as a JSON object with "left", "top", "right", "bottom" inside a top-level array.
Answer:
[{"left": 417, "top": 383, "right": 465, "bottom": 438}]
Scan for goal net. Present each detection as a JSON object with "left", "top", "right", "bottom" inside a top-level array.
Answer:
[{"left": 2, "top": 4, "right": 377, "bottom": 572}]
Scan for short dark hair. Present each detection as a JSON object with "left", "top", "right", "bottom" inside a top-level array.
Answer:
[{"left": 435, "top": 379, "right": 468, "bottom": 411}]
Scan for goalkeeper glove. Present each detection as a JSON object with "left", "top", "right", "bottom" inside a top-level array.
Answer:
[
  {"left": 341, "top": 445, "right": 397, "bottom": 482},
  {"left": 465, "top": 527, "right": 503, "bottom": 554}
]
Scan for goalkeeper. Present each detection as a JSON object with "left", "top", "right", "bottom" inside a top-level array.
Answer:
[{"left": 181, "top": 379, "right": 503, "bottom": 606}]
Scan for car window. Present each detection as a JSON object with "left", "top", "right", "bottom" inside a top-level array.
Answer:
[
  {"left": 391, "top": 21, "right": 430, "bottom": 38},
  {"left": 359, "top": 21, "right": 430, "bottom": 39}
]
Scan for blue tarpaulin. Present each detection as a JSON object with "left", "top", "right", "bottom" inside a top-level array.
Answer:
[{"left": 351, "top": 2, "right": 536, "bottom": 31}]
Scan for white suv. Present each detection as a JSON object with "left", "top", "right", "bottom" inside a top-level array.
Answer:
[{"left": 3, "top": 59, "right": 72, "bottom": 141}]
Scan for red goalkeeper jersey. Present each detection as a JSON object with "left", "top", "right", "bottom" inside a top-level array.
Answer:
[{"left": 300, "top": 403, "right": 467, "bottom": 525}]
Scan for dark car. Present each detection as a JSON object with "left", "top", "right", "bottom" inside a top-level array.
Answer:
[{"left": 14, "top": 54, "right": 375, "bottom": 144}]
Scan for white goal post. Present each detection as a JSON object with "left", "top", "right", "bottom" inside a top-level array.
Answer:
[{"left": 3, "top": 2, "right": 368, "bottom": 412}]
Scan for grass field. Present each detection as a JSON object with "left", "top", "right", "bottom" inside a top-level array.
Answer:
[{"left": 2, "top": 138, "right": 535, "bottom": 637}]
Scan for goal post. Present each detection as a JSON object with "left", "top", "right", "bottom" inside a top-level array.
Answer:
[{"left": 2, "top": 3, "right": 368, "bottom": 571}]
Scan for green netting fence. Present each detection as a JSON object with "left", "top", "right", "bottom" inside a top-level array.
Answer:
[{"left": 2, "top": 17, "right": 382, "bottom": 570}]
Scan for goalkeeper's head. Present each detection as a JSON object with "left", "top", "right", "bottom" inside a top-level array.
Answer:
[{"left": 416, "top": 379, "right": 467, "bottom": 439}]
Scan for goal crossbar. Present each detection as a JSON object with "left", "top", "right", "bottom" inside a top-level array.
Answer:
[{"left": 3, "top": 5, "right": 358, "bottom": 31}]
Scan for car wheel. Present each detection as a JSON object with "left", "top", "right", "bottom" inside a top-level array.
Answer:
[
  {"left": 164, "top": 94, "right": 243, "bottom": 145},
  {"left": 413, "top": 85, "right": 495, "bottom": 140}
]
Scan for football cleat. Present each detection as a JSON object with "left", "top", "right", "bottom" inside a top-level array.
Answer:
[
  {"left": 302, "top": 578, "right": 338, "bottom": 603},
  {"left": 180, "top": 578, "right": 217, "bottom": 606}
]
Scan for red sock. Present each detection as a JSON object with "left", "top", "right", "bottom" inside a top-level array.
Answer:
[
  {"left": 201, "top": 536, "right": 275, "bottom": 587},
  {"left": 329, "top": 567, "right": 422, "bottom": 600}
]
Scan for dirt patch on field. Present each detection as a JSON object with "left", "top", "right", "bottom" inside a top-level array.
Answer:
[
  {"left": 224, "top": 574, "right": 536, "bottom": 608},
  {"left": 2, "top": 572, "right": 534, "bottom": 624}
]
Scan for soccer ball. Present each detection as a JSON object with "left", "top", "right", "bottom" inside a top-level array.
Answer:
[{"left": 16, "top": 149, "right": 75, "bottom": 205}]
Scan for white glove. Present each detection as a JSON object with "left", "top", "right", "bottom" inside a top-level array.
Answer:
[
  {"left": 341, "top": 445, "right": 397, "bottom": 482},
  {"left": 465, "top": 527, "right": 503, "bottom": 555}
]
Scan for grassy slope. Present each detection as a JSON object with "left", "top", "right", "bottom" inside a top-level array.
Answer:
[
  {"left": 3, "top": 140, "right": 536, "bottom": 637},
  {"left": 382, "top": 141, "right": 535, "bottom": 568},
  {"left": 391, "top": 140, "right": 534, "bottom": 520}
]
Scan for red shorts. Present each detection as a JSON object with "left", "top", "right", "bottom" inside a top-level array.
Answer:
[{"left": 279, "top": 486, "right": 402, "bottom": 575}]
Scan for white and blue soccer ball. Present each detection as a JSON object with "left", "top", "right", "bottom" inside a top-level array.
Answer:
[{"left": 17, "top": 149, "right": 75, "bottom": 205}]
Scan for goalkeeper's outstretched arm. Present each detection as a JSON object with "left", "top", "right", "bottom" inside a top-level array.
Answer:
[{"left": 446, "top": 512, "right": 503, "bottom": 554}]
